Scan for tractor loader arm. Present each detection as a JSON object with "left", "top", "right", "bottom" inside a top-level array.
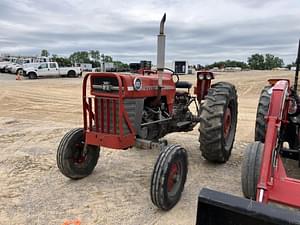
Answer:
[{"left": 256, "top": 80, "right": 289, "bottom": 203}]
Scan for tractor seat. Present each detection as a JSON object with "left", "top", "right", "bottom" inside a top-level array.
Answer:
[{"left": 176, "top": 81, "right": 192, "bottom": 89}]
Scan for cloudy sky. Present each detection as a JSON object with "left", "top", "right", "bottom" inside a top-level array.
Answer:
[{"left": 0, "top": 0, "right": 300, "bottom": 65}]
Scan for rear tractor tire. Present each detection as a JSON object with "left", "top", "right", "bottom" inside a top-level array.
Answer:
[
  {"left": 199, "top": 82, "right": 238, "bottom": 163},
  {"left": 150, "top": 144, "right": 188, "bottom": 210},
  {"left": 241, "top": 141, "right": 264, "bottom": 200},
  {"left": 57, "top": 128, "right": 100, "bottom": 179},
  {"left": 255, "top": 86, "right": 271, "bottom": 142}
]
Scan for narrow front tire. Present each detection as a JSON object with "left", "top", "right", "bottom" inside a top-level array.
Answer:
[
  {"left": 241, "top": 141, "right": 264, "bottom": 200},
  {"left": 150, "top": 144, "right": 188, "bottom": 210},
  {"left": 57, "top": 128, "right": 100, "bottom": 179}
]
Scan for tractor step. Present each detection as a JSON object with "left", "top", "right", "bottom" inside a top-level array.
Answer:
[
  {"left": 196, "top": 188, "right": 300, "bottom": 225},
  {"left": 176, "top": 121, "right": 192, "bottom": 129},
  {"left": 134, "top": 138, "right": 168, "bottom": 150}
]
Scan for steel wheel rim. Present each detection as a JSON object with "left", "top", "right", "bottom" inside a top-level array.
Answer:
[
  {"left": 223, "top": 107, "right": 232, "bottom": 140},
  {"left": 72, "top": 142, "right": 88, "bottom": 167},
  {"left": 167, "top": 161, "right": 183, "bottom": 197}
]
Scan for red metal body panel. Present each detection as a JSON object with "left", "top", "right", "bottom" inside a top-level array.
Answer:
[
  {"left": 90, "top": 72, "right": 176, "bottom": 113},
  {"left": 268, "top": 158, "right": 300, "bottom": 207},
  {"left": 256, "top": 80, "right": 300, "bottom": 208},
  {"left": 82, "top": 71, "right": 214, "bottom": 150},
  {"left": 194, "top": 71, "right": 214, "bottom": 102},
  {"left": 82, "top": 72, "right": 176, "bottom": 149}
]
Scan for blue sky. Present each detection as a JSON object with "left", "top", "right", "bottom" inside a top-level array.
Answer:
[{"left": 0, "top": 0, "right": 299, "bottom": 65}]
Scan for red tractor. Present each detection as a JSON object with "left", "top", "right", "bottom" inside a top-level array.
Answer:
[
  {"left": 57, "top": 14, "right": 238, "bottom": 210},
  {"left": 195, "top": 41, "right": 300, "bottom": 225},
  {"left": 241, "top": 40, "right": 300, "bottom": 209}
]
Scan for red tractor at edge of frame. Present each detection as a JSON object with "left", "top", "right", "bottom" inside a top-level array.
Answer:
[
  {"left": 195, "top": 40, "right": 300, "bottom": 225},
  {"left": 56, "top": 14, "right": 238, "bottom": 210}
]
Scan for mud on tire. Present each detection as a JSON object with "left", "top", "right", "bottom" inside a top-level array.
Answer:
[
  {"left": 199, "top": 82, "right": 238, "bottom": 163},
  {"left": 57, "top": 128, "right": 100, "bottom": 179},
  {"left": 255, "top": 86, "right": 271, "bottom": 142},
  {"left": 241, "top": 141, "right": 264, "bottom": 200},
  {"left": 150, "top": 144, "right": 188, "bottom": 210}
]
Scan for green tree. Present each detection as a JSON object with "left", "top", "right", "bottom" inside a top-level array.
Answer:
[
  {"left": 248, "top": 54, "right": 265, "bottom": 70},
  {"left": 89, "top": 50, "right": 100, "bottom": 61},
  {"left": 100, "top": 54, "right": 113, "bottom": 63},
  {"left": 69, "top": 51, "right": 115, "bottom": 68},
  {"left": 113, "top": 61, "right": 129, "bottom": 71},
  {"left": 206, "top": 60, "right": 248, "bottom": 69},
  {"left": 91, "top": 61, "right": 101, "bottom": 68},
  {"left": 52, "top": 55, "right": 72, "bottom": 67},
  {"left": 41, "top": 49, "right": 49, "bottom": 57},
  {"left": 264, "top": 54, "right": 284, "bottom": 69},
  {"left": 274, "top": 56, "right": 284, "bottom": 68},
  {"left": 104, "top": 55, "right": 113, "bottom": 62},
  {"left": 89, "top": 50, "right": 101, "bottom": 68},
  {"left": 69, "top": 51, "right": 90, "bottom": 64}
]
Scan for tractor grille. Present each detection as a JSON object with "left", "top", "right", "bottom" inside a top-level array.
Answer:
[
  {"left": 96, "top": 97, "right": 120, "bottom": 134},
  {"left": 92, "top": 76, "right": 119, "bottom": 86},
  {"left": 87, "top": 97, "right": 140, "bottom": 135},
  {"left": 123, "top": 99, "right": 140, "bottom": 133}
]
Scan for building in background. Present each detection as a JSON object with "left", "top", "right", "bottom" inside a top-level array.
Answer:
[{"left": 173, "top": 60, "right": 188, "bottom": 74}]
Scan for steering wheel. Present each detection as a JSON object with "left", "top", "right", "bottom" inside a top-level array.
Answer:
[{"left": 163, "top": 67, "right": 179, "bottom": 85}]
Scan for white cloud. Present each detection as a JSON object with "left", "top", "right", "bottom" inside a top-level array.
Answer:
[{"left": 0, "top": 0, "right": 299, "bottom": 64}]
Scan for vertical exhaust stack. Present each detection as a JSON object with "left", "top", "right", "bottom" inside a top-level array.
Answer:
[
  {"left": 157, "top": 13, "right": 166, "bottom": 87},
  {"left": 293, "top": 39, "right": 300, "bottom": 92}
]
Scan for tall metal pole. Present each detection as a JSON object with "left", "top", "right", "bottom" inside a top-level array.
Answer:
[{"left": 293, "top": 39, "right": 300, "bottom": 92}]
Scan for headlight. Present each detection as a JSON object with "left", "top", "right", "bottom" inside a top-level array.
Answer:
[
  {"left": 133, "top": 77, "right": 142, "bottom": 91},
  {"left": 206, "top": 74, "right": 212, "bottom": 79},
  {"left": 198, "top": 73, "right": 204, "bottom": 80}
]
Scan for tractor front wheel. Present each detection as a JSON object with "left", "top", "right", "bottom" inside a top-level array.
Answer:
[
  {"left": 199, "top": 82, "right": 238, "bottom": 163},
  {"left": 57, "top": 128, "right": 100, "bottom": 179},
  {"left": 241, "top": 141, "right": 264, "bottom": 200},
  {"left": 150, "top": 144, "right": 188, "bottom": 210}
]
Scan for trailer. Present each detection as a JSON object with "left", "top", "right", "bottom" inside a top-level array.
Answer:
[{"left": 174, "top": 60, "right": 188, "bottom": 74}]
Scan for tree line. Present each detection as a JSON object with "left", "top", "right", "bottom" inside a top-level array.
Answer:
[
  {"left": 200, "top": 53, "right": 290, "bottom": 70},
  {"left": 41, "top": 49, "right": 129, "bottom": 71},
  {"left": 41, "top": 49, "right": 292, "bottom": 71}
]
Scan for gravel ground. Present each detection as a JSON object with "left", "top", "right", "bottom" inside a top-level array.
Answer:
[{"left": 0, "top": 70, "right": 296, "bottom": 224}]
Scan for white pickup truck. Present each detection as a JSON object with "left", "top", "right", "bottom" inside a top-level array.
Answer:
[{"left": 23, "top": 62, "right": 82, "bottom": 79}]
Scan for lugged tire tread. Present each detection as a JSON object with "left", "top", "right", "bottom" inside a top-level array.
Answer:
[
  {"left": 241, "top": 141, "right": 264, "bottom": 199},
  {"left": 255, "top": 86, "right": 271, "bottom": 142},
  {"left": 57, "top": 128, "right": 100, "bottom": 179},
  {"left": 150, "top": 144, "right": 188, "bottom": 210},
  {"left": 198, "top": 82, "right": 238, "bottom": 163}
]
